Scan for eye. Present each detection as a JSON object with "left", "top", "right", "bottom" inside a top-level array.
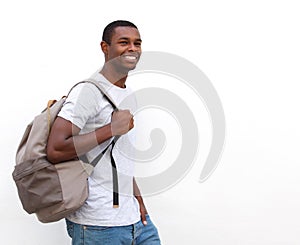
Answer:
[{"left": 119, "top": 41, "right": 128, "bottom": 45}]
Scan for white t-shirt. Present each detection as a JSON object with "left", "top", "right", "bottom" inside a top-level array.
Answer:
[{"left": 58, "top": 71, "right": 140, "bottom": 226}]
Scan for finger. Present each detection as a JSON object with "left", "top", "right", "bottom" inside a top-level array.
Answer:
[{"left": 141, "top": 212, "right": 147, "bottom": 226}]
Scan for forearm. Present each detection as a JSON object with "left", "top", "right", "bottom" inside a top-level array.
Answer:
[
  {"left": 72, "top": 123, "right": 113, "bottom": 156},
  {"left": 133, "top": 177, "right": 148, "bottom": 225},
  {"left": 133, "top": 177, "right": 141, "bottom": 196},
  {"left": 133, "top": 178, "right": 145, "bottom": 205},
  {"left": 47, "top": 110, "right": 133, "bottom": 164},
  {"left": 47, "top": 122, "right": 113, "bottom": 163}
]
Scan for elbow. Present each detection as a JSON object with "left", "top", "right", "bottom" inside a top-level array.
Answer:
[{"left": 46, "top": 145, "right": 63, "bottom": 164}]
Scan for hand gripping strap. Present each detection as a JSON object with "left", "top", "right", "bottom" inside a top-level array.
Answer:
[{"left": 72, "top": 80, "right": 121, "bottom": 208}]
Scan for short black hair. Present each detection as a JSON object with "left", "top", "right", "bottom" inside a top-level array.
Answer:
[{"left": 102, "top": 20, "right": 138, "bottom": 45}]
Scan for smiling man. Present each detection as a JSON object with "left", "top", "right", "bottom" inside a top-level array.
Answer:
[
  {"left": 47, "top": 20, "right": 161, "bottom": 244},
  {"left": 100, "top": 23, "right": 142, "bottom": 81}
]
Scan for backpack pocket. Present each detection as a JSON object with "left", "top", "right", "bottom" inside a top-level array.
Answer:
[{"left": 12, "top": 158, "right": 63, "bottom": 214}]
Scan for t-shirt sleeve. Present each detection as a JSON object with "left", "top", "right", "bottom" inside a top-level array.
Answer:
[{"left": 58, "top": 83, "right": 101, "bottom": 129}]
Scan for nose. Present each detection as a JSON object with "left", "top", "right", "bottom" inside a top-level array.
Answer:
[{"left": 128, "top": 42, "right": 138, "bottom": 52}]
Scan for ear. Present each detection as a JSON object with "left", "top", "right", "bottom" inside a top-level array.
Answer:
[{"left": 100, "top": 41, "right": 108, "bottom": 55}]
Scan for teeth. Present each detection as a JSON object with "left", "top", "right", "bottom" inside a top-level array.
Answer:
[{"left": 124, "top": 56, "right": 137, "bottom": 60}]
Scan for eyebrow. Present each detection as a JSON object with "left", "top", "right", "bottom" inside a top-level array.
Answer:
[{"left": 118, "top": 37, "right": 142, "bottom": 42}]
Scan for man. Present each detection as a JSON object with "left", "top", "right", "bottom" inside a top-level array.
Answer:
[{"left": 47, "top": 20, "right": 161, "bottom": 244}]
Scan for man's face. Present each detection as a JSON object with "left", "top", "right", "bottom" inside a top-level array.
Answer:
[{"left": 104, "top": 26, "right": 142, "bottom": 72}]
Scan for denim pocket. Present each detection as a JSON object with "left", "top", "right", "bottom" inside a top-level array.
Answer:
[
  {"left": 83, "top": 225, "right": 113, "bottom": 244},
  {"left": 66, "top": 219, "right": 74, "bottom": 238}
]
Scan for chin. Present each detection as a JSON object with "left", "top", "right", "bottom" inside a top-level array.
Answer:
[
  {"left": 127, "top": 64, "right": 137, "bottom": 70},
  {"left": 120, "top": 64, "right": 137, "bottom": 73}
]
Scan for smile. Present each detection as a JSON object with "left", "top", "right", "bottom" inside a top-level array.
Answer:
[{"left": 122, "top": 55, "right": 138, "bottom": 61}]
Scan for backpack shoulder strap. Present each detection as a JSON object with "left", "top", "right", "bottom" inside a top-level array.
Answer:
[
  {"left": 71, "top": 79, "right": 121, "bottom": 168},
  {"left": 74, "top": 79, "right": 122, "bottom": 207},
  {"left": 67, "top": 80, "right": 118, "bottom": 111}
]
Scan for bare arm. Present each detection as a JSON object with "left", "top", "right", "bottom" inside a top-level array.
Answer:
[
  {"left": 47, "top": 110, "right": 134, "bottom": 164},
  {"left": 133, "top": 177, "right": 148, "bottom": 225}
]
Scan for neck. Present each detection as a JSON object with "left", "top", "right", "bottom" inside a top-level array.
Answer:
[{"left": 100, "top": 65, "right": 128, "bottom": 88}]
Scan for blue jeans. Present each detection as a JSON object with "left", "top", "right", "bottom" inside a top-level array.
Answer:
[{"left": 66, "top": 215, "right": 161, "bottom": 245}]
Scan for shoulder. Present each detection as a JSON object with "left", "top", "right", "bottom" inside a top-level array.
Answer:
[
  {"left": 69, "top": 82, "right": 104, "bottom": 99},
  {"left": 59, "top": 82, "right": 106, "bottom": 128},
  {"left": 64, "top": 82, "right": 108, "bottom": 111}
]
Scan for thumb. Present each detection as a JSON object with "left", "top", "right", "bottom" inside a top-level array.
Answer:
[{"left": 141, "top": 212, "right": 147, "bottom": 226}]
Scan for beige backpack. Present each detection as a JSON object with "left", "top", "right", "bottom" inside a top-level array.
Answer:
[{"left": 12, "top": 80, "right": 118, "bottom": 223}]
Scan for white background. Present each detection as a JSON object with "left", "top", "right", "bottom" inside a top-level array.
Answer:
[{"left": 1, "top": 0, "right": 300, "bottom": 244}]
